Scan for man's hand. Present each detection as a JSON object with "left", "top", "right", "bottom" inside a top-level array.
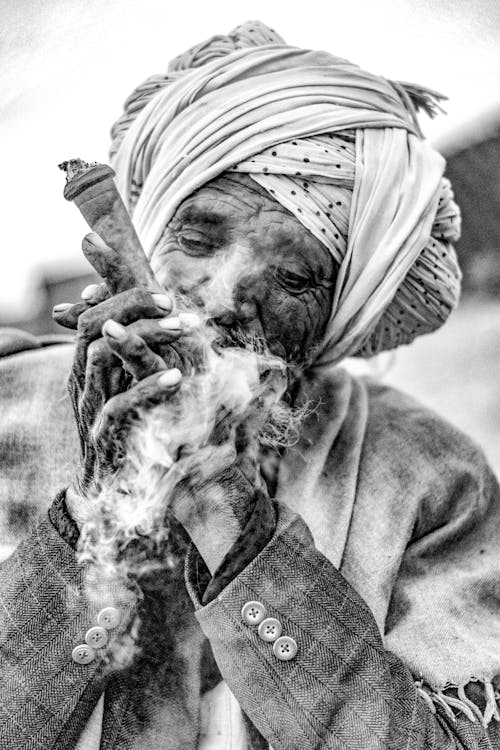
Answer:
[
  {"left": 160, "top": 443, "right": 256, "bottom": 574},
  {"left": 53, "top": 232, "right": 264, "bottom": 574},
  {"left": 53, "top": 233, "right": 187, "bottom": 505}
]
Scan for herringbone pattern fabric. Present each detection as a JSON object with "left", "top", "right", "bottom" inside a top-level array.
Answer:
[
  {"left": 1, "top": 506, "right": 499, "bottom": 749},
  {"left": 1, "top": 344, "right": 500, "bottom": 748},
  {"left": 187, "top": 504, "right": 500, "bottom": 749},
  {"left": 0, "top": 517, "right": 135, "bottom": 749}
]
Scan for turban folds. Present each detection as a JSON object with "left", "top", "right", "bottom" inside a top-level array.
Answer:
[{"left": 111, "top": 21, "right": 461, "bottom": 366}]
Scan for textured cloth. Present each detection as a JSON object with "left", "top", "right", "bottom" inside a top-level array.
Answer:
[
  {"left": 74, "top": 694, "right": 104, "bottom": 750},
  {"left": 198, "top": 681, "right": 249, "bottom": 750},
  {"left": 0, "top": 512, "right": 205, "bottom": 750},
  {"left": 47, "top": 483, "right": 276, "bottom": 607},
  {"left": 1, "top": 490, "right": 500, "bottom": 748},
  {"left": 186, "top": 506, "right": 500, "bottom": 749},
  {"left": 1, "top": 343, "right": 500, "bottom": 748},
  {"left": 59, "top": 683, "right": 251, "bottom": 750},
  {"left": 110, "top": 20, "right": 461, "bottom": 364},
  {"left": 0, "top": 341, "right": 79, "bottom": 561},
  {"left": 279, "top": 368, "right": 500, "bottom": 693}
]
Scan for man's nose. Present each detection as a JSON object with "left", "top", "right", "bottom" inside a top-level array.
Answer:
[
  {"left": 175, "top": 274, "right": 210, "bottom": 300},
  {"left": 211, "top": 299, "right": 256, "bottom": 326}
]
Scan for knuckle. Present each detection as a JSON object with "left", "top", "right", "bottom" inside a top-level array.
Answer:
[
  {"left": 130, "top": 319, "right": 157, "bottom": 338},
  {"left": 125, "top": 336, "right": 148, "bottom": 359},
  {"left": 94, "top": 405, "right": 116, "bottom": 444},
  {"left": 77, "top": 307, "right": 96, "bottom": 338},
  {"left": 87, "top": 339, "right": 112, "bottom": 367},
  {"left": 128, "top": 287, "right": 153, "bottom": 309},
  {"left": 101, "top": 391, "right": 129, "bottom": 423}
]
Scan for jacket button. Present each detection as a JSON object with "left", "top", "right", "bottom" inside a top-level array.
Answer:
[
  {"left": 85, "top": 626, "right": 108, "bottom": 649},
  {"left": 97, "top": 607, "right": 120, "bottom": 630},
  {"left": 273, "top": 636, "right": 298, "bottom": 661},
  {"left": 258, "top": 617, "right": 282, "bottom": 642},
  {"left": 72, "top": 644, "right": 96, "bottom": 665},
  {"left": 241, "top": 601, "right": 267, "bottom": 626}
]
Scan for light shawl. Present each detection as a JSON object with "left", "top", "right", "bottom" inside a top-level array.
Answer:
[
  {"left": 111, "top": 21, "right": 461, "bottom": 365},
  {"left": 1, "top": 344, "right": 500, "bottom": 733}
]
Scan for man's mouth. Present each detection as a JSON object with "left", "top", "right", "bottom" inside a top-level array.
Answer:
[{"left": 209, "top": 320, "right": 271, "bottom": 357}]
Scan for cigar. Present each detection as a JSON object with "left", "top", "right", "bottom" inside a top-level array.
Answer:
[{"left": 59, "top": 158, "right": 162, "bottom": 294}]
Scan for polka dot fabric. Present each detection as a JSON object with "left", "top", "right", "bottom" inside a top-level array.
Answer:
[
  {"left": 230, "top": 135, "right": 460, "bottom": 357},
  {"left": 229, "top": 134, "right": 354, "bottom": 265},
  {"left": 358, "top": 181, "right": 461, "bottom": 356}
]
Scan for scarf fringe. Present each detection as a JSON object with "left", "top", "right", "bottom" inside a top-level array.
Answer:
[
  {"left": 390, "top": 81, "right": 448, "bottom": 138},
  {"left": 415, "top": 679, "right": 500, "bottom": 728}
]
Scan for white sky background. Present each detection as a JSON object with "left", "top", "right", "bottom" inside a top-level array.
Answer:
[{"left": 1, "top": 0, "right": 499, "bottom": 320}]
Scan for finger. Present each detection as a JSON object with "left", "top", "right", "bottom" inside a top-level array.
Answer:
[
  {"left": 124, "top": 317, "right": 181, "bottom": 348},
  {"left": 94, "top": 368, "right": 182, "bottom": 450},
  {"left": 77, "top": 287, "right": 172, "bottom": 345},
  {"left": 52, "top": 280, "right": 110, "bottom": 330},
  {"left": 79, "top": 338, "right": 126, "bottom": 425},
  {"left": 54, "top": 293, "right": 177, "bottom": 333},
  {"left": 131, "top": 314, "right": 202, "bottom": 371},
  {"left": 103, "top": 317, "right": 185, "bottom": 369},
  {"left": 70, "top": 336, "right": 127, "bottom": 489},
  {"left": 74, "top": 289, "right": 173, "bottom": 390},
  {"left": 53, "top": 301, "right": 91, "bottom": 330},
  {"left": 176, "top": 312, "right": 202, "bottom": 331},
  {"left": 82, "top": 339, "right": 125, "bottom": 408},
  {"left": 102, "top": 320, "right": 168, "bottom": 381},
  {"left": 82, "top": 233, "right": 138, "bottom": 294},
  {"left": 81, "top": 282, "right": 109, "bottom": 306}
]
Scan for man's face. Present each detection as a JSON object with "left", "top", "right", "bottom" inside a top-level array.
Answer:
[{"left": 150, "top": 173, "right": 336, "bottom": 365}]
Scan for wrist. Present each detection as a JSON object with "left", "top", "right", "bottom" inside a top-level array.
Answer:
[
  {"left": 65, "top": 483, "right": 94, "bottom": 531},
  {"left": 182, "top": 509, "right": 243, "bottom": 576},
  {"left": 200, "top": 487, "right": 277, "bottom": 603}
]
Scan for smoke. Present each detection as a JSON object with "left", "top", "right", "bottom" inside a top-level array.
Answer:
[{"left": 74, "top": 248, "right": 307, "bottom": 670}]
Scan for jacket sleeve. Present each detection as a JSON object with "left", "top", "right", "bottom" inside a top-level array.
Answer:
[
  {"left": 185, "top": 502, "right": 500, "bottom": 750},
  {"left": 0, "top": 513, "right": 135, "bottom": 750}
]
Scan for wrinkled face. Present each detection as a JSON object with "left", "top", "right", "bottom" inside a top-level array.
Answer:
[{"left": 151, "top": 173, "right": 336, "bottom": 366}]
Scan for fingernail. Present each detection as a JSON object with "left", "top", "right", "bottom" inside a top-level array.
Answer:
[
  {"left": 151, "top": 293, "right": 172, "bottom": 311},
  {"left": 81, "top": 284, "right": 100, "bottom": 301},
  {"left": 158, "top": 368, "right": 182, "bottom": 387},
  {"left": 158, "top": 316, "right": 181, "bottom": 330},
  {"left": 178, "top": 312, "right": 201, "bottom": 329},
  {"left": 53, "top": 303, "right": 72, "bottom": 313},
  {"left": 102, "top": 319, "right": 127, "bottom": 340},
  {"left": 84, "top": 232, "right": 108, "bottom": 250}
]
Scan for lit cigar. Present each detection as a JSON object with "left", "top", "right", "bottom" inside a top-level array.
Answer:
[{"left": 59, "top": 158, "right": 162, "bottom": 294}]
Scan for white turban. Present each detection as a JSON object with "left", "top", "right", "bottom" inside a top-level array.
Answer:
[{"left": 111, "top": 21, "right": 461, "bottom": 366}]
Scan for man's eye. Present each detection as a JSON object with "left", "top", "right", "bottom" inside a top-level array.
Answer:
[
  {"left": 177, "top": 234, "right": 213, "bottom": 256},
  {"left": 275, "top": 268, "right": 310, "bottom": 294}
]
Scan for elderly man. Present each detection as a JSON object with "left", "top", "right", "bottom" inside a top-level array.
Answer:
[{"left": 1, "top": 20, "right": 500, "bottom": 750}]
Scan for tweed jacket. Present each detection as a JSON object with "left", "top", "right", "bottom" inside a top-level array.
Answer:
[{"left": 1, "top": 340, "right": 500, "bottom": 749}]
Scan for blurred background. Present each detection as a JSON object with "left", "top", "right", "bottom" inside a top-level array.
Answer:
[{"left": 1, "top": 0, "right": 499, "bottom": 475}]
